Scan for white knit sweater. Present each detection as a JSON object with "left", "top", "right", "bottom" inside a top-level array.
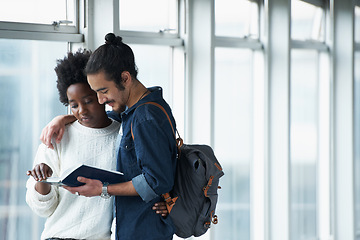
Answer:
[{"left": 26, "top": 119, "right": 121, "bottom": 240}]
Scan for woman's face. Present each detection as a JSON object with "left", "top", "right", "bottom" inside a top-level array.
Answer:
[{"left": 66, "top": 83, "right": 109, "bottom": 128}]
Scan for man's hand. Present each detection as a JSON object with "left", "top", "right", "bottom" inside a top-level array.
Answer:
[
  {"left": 26, "top": 163, "right": 53, "bottom": 181},
  {"left": 40, "top": 115, "right": 76, "bottom": 149},
  {"left": 152, "top": 201, "right": 169, "bottom": 217},
  {"left": 63, "top": 177, "right": 103, "bottom": 197}
]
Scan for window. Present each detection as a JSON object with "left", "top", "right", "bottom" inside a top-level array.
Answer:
[
  {"left": 0, "top": 0, "right": 75, "bottom": 25},
  {"left": 290, "top": 1, "right": 329, "bottom": 240},
  {"left": 290, "top": 49, "right": 319, "bottom": 240},
  {"left": 120, "top": 0, "right": 178, "bottom": 33},
  {"left": 213, "top": 48, "right": 254, "bottom": 240},
  {"left": 0, "top": 1, "right": 81, "bottom": 239},
  {"left": 354, "top": 5, "right": 360, "bottom": 238},
  {"left": 356, "top": 6, "right": 360, "bottom": 43},
  {"left": 213, "top": 1, "right": 262, "bottom": 239},
  {"left": 291, "top": 0, "right": 325, "bottom": 41},
  {"left": 130, "top": 45, "right": 173, "bottom": 105},
  {"left": 215, "top": 0, "right": 259, "bottom": 38},
  {"left": 0, "top": 39, "right": 68, "bottom": 240},
  {"left": 355, "top": 51, "right": 360, "bottom": 240},
  {"left": 118, "top": 0, "right": 185, "bottom": 134}
]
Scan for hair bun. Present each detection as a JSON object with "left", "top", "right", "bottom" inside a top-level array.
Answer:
[{"left": 105, "top": 33, "right": 123, "bottom": 45}]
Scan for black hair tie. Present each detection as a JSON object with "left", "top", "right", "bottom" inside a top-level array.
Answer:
[{"left": 105, "top": 33, "right": 123, "bottom": 45}]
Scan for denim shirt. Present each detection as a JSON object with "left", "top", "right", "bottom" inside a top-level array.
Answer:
[{"left": 109, "top": 87, "right": 177, "bottom": 240}]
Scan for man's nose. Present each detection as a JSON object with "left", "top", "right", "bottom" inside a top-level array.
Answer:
[{"left": 97, "top": 93, "right": 106, "bottom": 104}]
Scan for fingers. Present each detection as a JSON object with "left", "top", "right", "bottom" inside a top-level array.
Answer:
[
  {"left": 27, "top": 169, "right": 40, "bottom": 181},
  {"left": 63, "top": 178, "right": 101, "bottom": 197},
  {"left": 27, "top": 164, "right": 53, "bottom": 181},
  {"left": 152, "top": 202, "right": 169, "bottom": 217},
  {"left": 56, "top": 127, "right": 65, "bottom": 144},
  {"left": 46, "top": 167, "right": 53, "bottom": 178},
  {"left": 40, "top": 127, "right": 46, "bottom": 144},
  {"left": 77, "top": 176, "right": 89, "bottom": 183},
  {"left": 63, "top": 185, "right": 80, "bottom": 194},
  {"left": 40, "top": 126, "right": 54, "bottom": 149},
  {"left": 153, "top": 203, "right": 167, "bottom": 209},
  {"left": 155, "top": 201, "right": 166, "bottom": 207}
]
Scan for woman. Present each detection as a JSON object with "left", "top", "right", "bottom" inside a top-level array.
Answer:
[{"left": 26, "top": 50, "right": 166, "bottom": 240}]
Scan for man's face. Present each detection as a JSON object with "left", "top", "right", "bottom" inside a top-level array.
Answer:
[{"left": 87, "top": 71, "right": 128, "bottom": 113}]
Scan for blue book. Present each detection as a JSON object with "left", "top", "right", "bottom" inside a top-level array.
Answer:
[{"left": 41, "top": 164, "right": 124, "bottom": 187}]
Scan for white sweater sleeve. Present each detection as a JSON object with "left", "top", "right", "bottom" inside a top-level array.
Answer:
[{"left": 26, "top": 143, "right": 61, "bottom": 218}]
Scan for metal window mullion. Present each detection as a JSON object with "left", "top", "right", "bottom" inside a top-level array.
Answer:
[
  {"left": 356, "top": 42, "right": 360, "bottom": 51},
  {"left": 317, "top": 51, "right": 332, "bottom": 240},
  {"left": 332, "top": 0, "right": 356, "bottom": 239},
  {"left": 300, "top": 0, "right": 325, "bottom": 8},
  {"left": 119, "top": 30, "right": 181, "bottom": 39},
  {"left": 73, "top": 0, "right": 80, "bottom": 33},
  {"left": 0, "top": 29, "right": 83, "bottom": 42},
  {"left": 215, "top": 36, "right": 263, "bottom": 50},
  {"left": 121, "top": 36, "right": 183, "bottom": 47},
  {"left": 266, "top": 0, "right": 291, "bottom": 240},
  {"left": 0, "top": 21, "right": 78, "bottom": 34},
  {"left": 291, "top": 39, "right": 328, "bottom": 51},
  {"left": 251, "top": 50, "right": 266, "bottom": 240},
  {"left": 119, "top": 30, "right": 183, "bottom": 47}
]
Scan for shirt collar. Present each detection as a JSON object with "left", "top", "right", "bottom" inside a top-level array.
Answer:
[{"left": 121, "top": 86, "right": 163, "bottom": 117}]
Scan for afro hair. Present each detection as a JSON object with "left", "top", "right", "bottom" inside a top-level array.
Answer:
[{"left": 55, "top": 49, "right": 92, "bottom": 106}]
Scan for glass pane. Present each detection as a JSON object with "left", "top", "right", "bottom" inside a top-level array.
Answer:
[
  {"left": 355, "top": 51, "right": 360, "bottom": 239},
  {"left": 129, "top": 44, "right": 173, "bottom": 105},
  {"left": 356, "top": 6, "right": 360, "bottom": 42},
  {"left": 290, "top": 50, "right": 318, "bottom": 240},
  {"left": 0, "top": 39, "right": 68, "bottom": 240},
  {"left": 214, "top": 48, "right": 253, "bottom": 240},
  {"left": 291, "top": 0, "right": 325, "bottom": 41},
  {"left": 120, "top": 0, "right": 177, "bottom": 33},
  {"left": 0, "top": 0, "right": 75, "bottom": 25},
  {"left": 215, "top": 0, "right": 259, "bottom": 38}
]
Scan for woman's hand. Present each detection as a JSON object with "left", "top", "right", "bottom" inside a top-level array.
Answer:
[
  {"left": 26, "top": 163, "right": 53, "bottom": 181},
  {"left": 26, "top": 163, "right": 53, "bottom": 195},
  {"left": 152, "top": 201, "right": 169, "bottom": 217}
]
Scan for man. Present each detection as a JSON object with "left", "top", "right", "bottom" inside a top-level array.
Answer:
[{"left": 41, "top": 33, "right": 177, "bottom": 240}]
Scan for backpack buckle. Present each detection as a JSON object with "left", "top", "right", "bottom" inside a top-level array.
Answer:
[
  {"left": 203, "top": 176, "right": 214, "bottom": 197},
  {"left": 162, "top": 193, "right": 178, "bottom": 213},
  {"left": 204, "top": 222, "right": 211, "bottom": 229}
]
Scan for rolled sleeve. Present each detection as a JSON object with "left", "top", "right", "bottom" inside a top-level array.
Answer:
[
  {"left": 132, "top": 174, "right": 158, "bottom": 202},
  {"left": 26, "top": 178, "right": 59, "bottom": 217}
]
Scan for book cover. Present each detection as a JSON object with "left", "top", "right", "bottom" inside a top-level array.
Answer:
[{"left": 41, "top": 164, "right": 124, "bottom": 187}]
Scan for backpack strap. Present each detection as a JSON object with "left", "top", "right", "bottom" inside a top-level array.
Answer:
[
  {"left": 130, "top": 101, "right": 182, "bottom": 213},
  {"left": 131, "top": 101, "right": 183, "bottom": 149}
]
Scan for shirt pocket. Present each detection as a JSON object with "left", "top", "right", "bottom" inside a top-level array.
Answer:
[{"left": 119, "top": 138, "right": 141, "bottom": 177}]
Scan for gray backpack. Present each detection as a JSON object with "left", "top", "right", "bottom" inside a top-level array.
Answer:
[
  {"left": 132, "top": 102, "right": 224, "bottom": 238},
  {"left": 164, "top": 143, "right": 224, "bottom": 238}
]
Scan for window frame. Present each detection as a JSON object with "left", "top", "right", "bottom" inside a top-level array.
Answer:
[
  {"left": 0, "top": 2, "right": 83, "bottom": 239},
  {"left": 300, "top": 0, "right": 325, "bottom": 8},
  {"left": 290, "top": 1, "right": 331, "bottom": 239},
  {"left": 0, "top": 0, "right": 83, "bottom": 43},
  {"left": 356, "top": 2, "right": 360, "bottom": 49},
  {"left": 116, "top": 0, "right": 183, "bottom": 47},
  {"left": 213, "top": 1, "right": 264, "bottom": 239}
]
